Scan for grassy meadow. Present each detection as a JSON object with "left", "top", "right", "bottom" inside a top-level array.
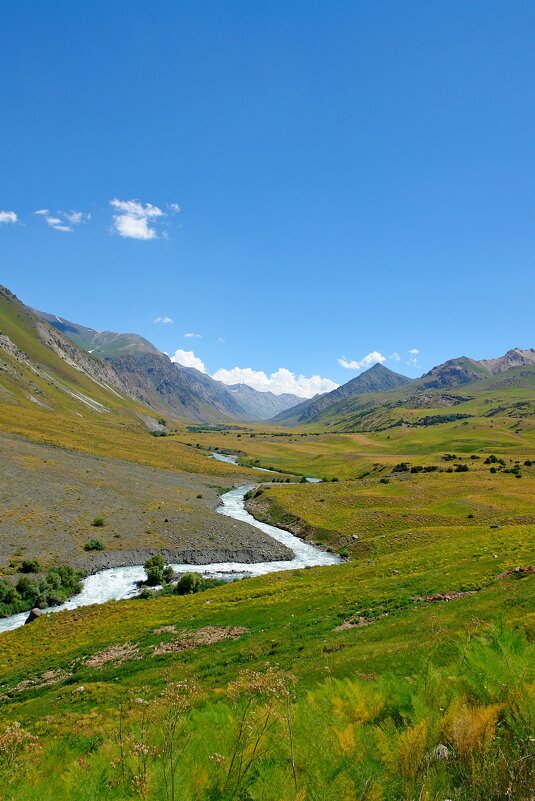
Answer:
[
  {"left": 0, "top": 311, "right": 534, "bottom": 799},
  {"left": 1, "top": 407, "right": 534, "bottom": 798}
]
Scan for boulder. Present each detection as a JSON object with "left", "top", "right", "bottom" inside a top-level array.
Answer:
[{"left": 24, "top": 607, "right": 43, "bottom": 624}]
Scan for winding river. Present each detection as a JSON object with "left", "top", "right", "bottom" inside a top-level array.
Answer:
[{"left": 0, "top": 457, "right": 338, "bottom": 634}]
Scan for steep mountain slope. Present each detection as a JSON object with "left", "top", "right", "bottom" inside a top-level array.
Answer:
[
  {"left": 273, "top": 363, "right": 412, "bottom": 424},
  {"left": 0, "top": 286, "right": 138, "bottom": 413},
  {"left": 37, "top": 311, "right": 161, "bottom": 357},
  {"left": 38, "top": 311, "right": 248, "bottom": 420},
  {"left": 38, "top": 310, "right": 302, "bottom": 421}
]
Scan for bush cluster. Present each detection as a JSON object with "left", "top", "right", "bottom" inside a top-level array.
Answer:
[{"left": 0, "top": 565, "right": 85, "bottom": 618}]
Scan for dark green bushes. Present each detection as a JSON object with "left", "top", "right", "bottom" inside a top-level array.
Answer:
[
  {"left": 20, "top": 559, "right": 40, "bottom": 574},
  {"left": 0, "top": 565, "right": 85, "bottom": 618},
  {"left": 84, "top": 539, "right": 105, "bottom": 551}
]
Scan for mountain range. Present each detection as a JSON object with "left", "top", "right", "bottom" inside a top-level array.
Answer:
[
  {"left": 274, "top": 349, "right": 535, "bottom": 426},
  {"left": 1, "top": 284, "right": 534, "bottom": 430},
  {"left": 36, "top": 309, "right": 302, "bottom": 422}
]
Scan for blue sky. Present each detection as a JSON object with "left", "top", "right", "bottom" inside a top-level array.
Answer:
[{"left": 2, "top": 1, "right": 535, "bottom": 397}]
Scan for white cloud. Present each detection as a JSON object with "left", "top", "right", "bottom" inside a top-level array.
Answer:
[
  {"left": 45, "top": 216, "right": 72, "bottom": 232},
  {"left": 338, "top": 351, "right": 386, "bottom": 370},
  {"left": 184, "top": 332, "right": 201, "bottom": 338},
  {"left": 170, "top": 349, "right": 206, "bottom": 373},
  {"left": 110, "top": 198, "right": 165, "bottom": 240},
  {"left": 34, "top": 208, "right": 89, "bottom": 233},
  {"left": 390, "top": 352, "right": 400, "bottom": 361},
  {"left": 212, "top": 366, "right": 338, "bottom": 398},
  {"left": 0, "top": 210, "right": 17, "bottom": 224},
  {"left": 169, "top": 202, "right": 181, "bottom": 214},
  {"left": 153, "top": 316, "right": 173, "bottom": 324},
  {"left": 64, "top": 210, "right": 90, "bottom": 225},
  {"left": 406, "top": 348, "right": 420, "bottom": 367}
]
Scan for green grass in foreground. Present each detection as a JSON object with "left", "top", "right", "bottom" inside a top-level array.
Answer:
[{"left": 0, "top": 624, "right": 533, "bottom": 801}]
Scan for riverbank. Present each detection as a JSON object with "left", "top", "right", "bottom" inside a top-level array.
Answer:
[
  {"left": 0, "top": 434, "right": 291, "bottom": 576},
  {"left": 0, "top": 485, "right": 339, "bottom": 633}
]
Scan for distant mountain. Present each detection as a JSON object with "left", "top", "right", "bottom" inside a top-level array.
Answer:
[
  {"left": 419, "top": 357, "right": 489, "bottom": 389},
  {"left": 479, "top": 348, "right": 535, "bottom": 374},
  {"left": 273, "top": 363, "right": 412, "bottom": 424},
  {"left": 295, "top": 349, "right": 535, "bottom": 433},
  {"left": 36, "top": 310, "right": 302, "bottom": 422},
  {"left": 420, "top": 349, "right": 535, "bottom": 389},
  {"left": 37, "top": 311, "right": 160, "bottom": 357},
  {"left": 226, "top": 384, "right": 301, "bottom": 420}
]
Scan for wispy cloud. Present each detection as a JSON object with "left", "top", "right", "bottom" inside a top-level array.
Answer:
[
  {"left": 184, "top": 332, "right": 201, "bottom": 338},
  {"left": 110, "top": 198, "right": 180, "bottom": 240},
  {"left": 153, "top": 316, "right": 173, "bottom": 324},
  {"left": 170, "top": 349, "right": 206, "bottom": 373},
  {"left": 407, "top": 348, "right": 420, "bottom": 367},
  {"left": 0, "top": 210, "right": 18, "bottom": 224},
  {"left": 212, "top": 366, "right": 338, "bottom": 398},
  {"left": 35, "top": 208, "right": 89, "bottom": 232},
  {"left": 390, "top": 352, "right": 400, "bottom": 361},
  {"left": 338, "top": 351, "right": 386, "bottom": 370}
]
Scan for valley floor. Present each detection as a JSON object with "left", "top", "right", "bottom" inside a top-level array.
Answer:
[{"left": 0, "top": 415, "right": 534, "bottom": 800}]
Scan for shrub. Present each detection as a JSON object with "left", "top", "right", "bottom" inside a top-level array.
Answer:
[
  {"left": 20, "top": 559, "right": 40, "bottom": 574},
  {"left": 175, "top": 572, "right": 203, "bottom": 595},
  {"left": 84, "top": 539, "right": 105, "bottom": 551},
  {"left": 91, "top": 516, "right": 106, "bottom": 527}
]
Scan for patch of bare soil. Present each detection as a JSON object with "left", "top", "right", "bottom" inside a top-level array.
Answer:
[
  {"left": 415, "top": 591, "right": 476, "bottom": 603},
  {"left": 85, "top": 642, "right": 139, "bottom": 668},
  {"left": 496, "top": 565, "right": 535, "bottom": 580},
  {"left": 153, "top": 625, "right": 177, "bottom": 635},
  {"left": 0, "top": 668, "right": 71, "bottom": 700},
  {"left": 153, "top": 626, "right": 248, "bottom": 656},
  {"left": 335, "top": 616, "right": 375, "bottom": 631}
]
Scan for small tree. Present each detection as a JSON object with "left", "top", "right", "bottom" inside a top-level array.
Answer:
[
  {"left": 174, "top": 572, "right": 203, "bottom": 595},
  {"left": 144, "top": 554, "right": 165, "bottom": 586}
]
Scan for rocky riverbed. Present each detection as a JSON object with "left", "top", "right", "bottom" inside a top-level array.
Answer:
[{"left": 0, "top": 433, "right": 292, "bottom": 575}]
